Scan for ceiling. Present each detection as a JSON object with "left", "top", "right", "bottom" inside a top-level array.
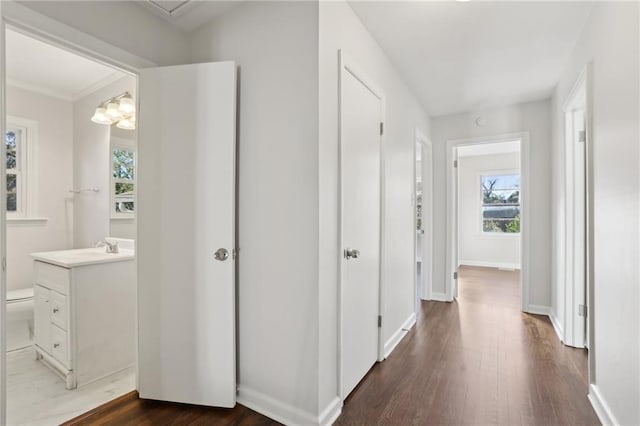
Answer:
[
  {"left": 6, "top": 29, "right": 123, "bottom": 101},
  {"left": 136, "top": 0, "right": 241, "bottom": 32},
  {"left": 349, "top": 1, "right": 594, "bottom": 117}
]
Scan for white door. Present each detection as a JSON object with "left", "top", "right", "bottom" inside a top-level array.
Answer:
[
  {"left": 340, "top": 59, "right": 382, "bottom": 398},
  {"left": 137, "top": 62, "right": 237, "bottom": 407}
]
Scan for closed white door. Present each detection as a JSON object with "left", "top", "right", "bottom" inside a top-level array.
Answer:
[
  {"left": 137, "top": 62, "right": 237, "bottom": 407},
  {"left": 340, "top": 57, "right": 383, "bottom": 398}
]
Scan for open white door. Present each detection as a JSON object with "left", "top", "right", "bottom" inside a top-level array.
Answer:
[{"left": 137, "top": 62, "right": 237, "bottom": 407}]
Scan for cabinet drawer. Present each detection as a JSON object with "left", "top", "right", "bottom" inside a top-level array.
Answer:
[
  {"left": 50, "top": 291, "right": 67, "bottom": 330},
  {"left": 34, "top": 261, "right": 70, "bottom": 295},
  {"left": 50, "top": 324, "right": 69, "bottom": 367},
  {"left": 34, "top": 285, "right": 51, "bottom": 352}
]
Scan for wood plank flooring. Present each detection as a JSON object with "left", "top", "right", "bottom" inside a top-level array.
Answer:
[{"left": 65, "top": 266, "right": 599, "bottom": 425}]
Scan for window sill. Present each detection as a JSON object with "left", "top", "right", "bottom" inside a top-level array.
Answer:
[
  {"left": 110, "top": 217, "right": 135, "bottom": 221},
  {"left": 7, "top": 217, "right": 48, "bottom": 225}
]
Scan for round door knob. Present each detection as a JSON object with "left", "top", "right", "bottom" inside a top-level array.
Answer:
[{"left": 214, "top": 248, "right": 229, "bottom": 261}]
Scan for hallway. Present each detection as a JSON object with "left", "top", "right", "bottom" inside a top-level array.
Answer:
[
  {"left": 67, "top": 266, "right": 599, "bottom": 425},
  {"left": 334, "top": 266, "right": 599, "bottom": 425}
]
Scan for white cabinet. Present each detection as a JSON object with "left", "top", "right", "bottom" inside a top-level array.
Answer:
[{"left": 33, "top": 258, "right": 135, "bottom": 389}]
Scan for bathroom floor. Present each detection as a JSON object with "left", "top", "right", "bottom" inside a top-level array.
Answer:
[{"left": 7, "top": 347, "right": 135, "bottom": 426}]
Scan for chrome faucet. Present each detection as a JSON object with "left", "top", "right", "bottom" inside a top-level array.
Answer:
[{"left": 96, "top": 240, "right": 119, "bottom": 254}]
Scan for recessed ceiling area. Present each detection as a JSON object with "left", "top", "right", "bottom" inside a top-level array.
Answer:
[
  {"left": 348, "top": 1, "right": 594, "bottom": 117},
  {"left": 6, "top": 29, "right": 123, "bottom": 101},
  {"left": 136, "top": 0, "right": 241, "bottom": 32}
]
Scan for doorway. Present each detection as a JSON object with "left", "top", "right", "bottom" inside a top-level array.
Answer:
[
  {"left": 446, "top": 133, "right": 530, "bottom": 309},
  {"left": 338, "top": 51, "right": 384, "bottom": 399},
  {"left": 3, "top": 27, "right": 138, "bottom": 425}
]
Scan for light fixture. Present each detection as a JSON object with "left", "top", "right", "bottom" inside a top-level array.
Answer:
[
  {"left": 118, "top": 93, "right": 136, "bottom": 115},
  {"left": 91, "top": 105, "right": 115, "bottom": 125},
  {"left": 91, "top": 92, "right": 136, "bottom": 130},
  {"left": 116, "top": 116, "right": 136, "bottom": 130}
]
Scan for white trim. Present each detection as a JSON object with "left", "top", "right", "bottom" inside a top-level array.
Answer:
[
  {"left": 524, "top": 304, "right": 551, "bottom": 316},
  {"left": 238, "top": 386, "right": 319, "bottom": 426},
  {"left": 446, "top": 133, "right": 530, "bottom": 312},
  {"left": 7, "top": 217, "right": 47, "bottom": 225},
  {"left": 2, "top": 2, "right": 153, "bottom": 74},
  {"left": 430, "top": 292, "right": 449, "bottom": 302},
  {"left": 318, "top": 397, "right": 342, "bottom": 426},
  {"left": 588, "top": 384, "right": 619, "bottom": 426},
  {"left": 548, "top": 311, "right": 564, "bottom": 343},
  {"left": 0, "top": 15, "right": 8, "bottom": 425},
  {"left": 6, "top": 79, "right": 71, "bottom": 101},
  {"left": 71, "top": 71, "right": 127, "bottom": 102},
  {"left": 337, "top": 50, "right": 386, "bottom": 399},
  {"left": 383, "top": 312, "right": 416, "bottom": 359},
  {"left": 459, "top": 260, "right": 520, "bottom": 270},
  {"left": 415, "top": 128, "right": 433, "bottom": 302}
]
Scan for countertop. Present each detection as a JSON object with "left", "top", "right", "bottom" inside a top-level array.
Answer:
[{"left": 30, "top": 247, "right": 135, "bottom": 268}]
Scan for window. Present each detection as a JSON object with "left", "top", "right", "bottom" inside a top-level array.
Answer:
[
  {"left": 481, "top": 173, "right": 520, "bottom": 233},
  {"left": 111, "top": 139, "right": 135, "bottom": 218}
]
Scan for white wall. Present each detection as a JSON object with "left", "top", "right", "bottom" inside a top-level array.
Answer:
[
  {"left": 431, "top": 100, "right": 551, "bottom": 307},
  {"left": 6, "top": 86, "right": 73, "bottom": 291},
  {"left": 190, "top": 3, "right": 321, "bottom": 422},
  {"left": 551, "top": 3, "right": 639, "bottom": 424},
  {"left": 73, "top": 76, "right": 135, "bottom": 248},
  {"left": 319, "top": 0, "right": 431, "bottom": 415},
  {"left": 458, "top": 152, "right": 520, "bottom": 269}
]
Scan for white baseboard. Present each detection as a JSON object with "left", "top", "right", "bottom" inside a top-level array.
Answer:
[
  {"left": 238, "top": 385, "right": 318, "bottom": 426},
  {"left": 459, "top": 260, "right": 521, "bottom": 270},
  {"left": 548, "top": 311, "right": 564, "bottom": 343},
  {"left": 524, "top": 304, "right": 551, "bottom": 316},
  {"left": 429, "top": 292, "right": 449, "bottom": 302},
  {"left": 588, "top": 384, "right": 619, "bottom": 426},
  {"left": 383, "top": 313, "right": 416, "bottom": 358},
  {"left": 318, "top": 397, "right": 342, "bottom": 426}
]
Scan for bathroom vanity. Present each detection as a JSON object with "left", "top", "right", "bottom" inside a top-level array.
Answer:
[{"left": 30, "top": 247, "right": 135, "bottom": 389}]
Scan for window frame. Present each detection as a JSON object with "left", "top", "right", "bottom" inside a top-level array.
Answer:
[
  {"left": 110, "top": 136, "right": 136, "bottom": 220},
  {"left": 478, "top": 169, "right": 521, "bottom": 238},
  {"left": 6, "top": 116, "right": 38, "bottom": 219}
]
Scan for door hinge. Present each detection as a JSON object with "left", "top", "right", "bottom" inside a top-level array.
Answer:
[
  {"left": 453, "top": 271, "right": 458, "bottom": 280},
  {"left": 377, "top": 315, "right": 382, "bottom": 328},
  {"left": 579, "top": 304, "right": 587, "bottom": 317},
  {"left": 1, "top": 257, "right": 5, "bottom": 272},
  {"left": 578, "top": 130, "right": 586, "bottom": 143},
  {"left": 453, "top": 160, "right": 458, "bottom": 168},
  {"left": 380, "top": 122, "right": 384, "bottom": 136}
]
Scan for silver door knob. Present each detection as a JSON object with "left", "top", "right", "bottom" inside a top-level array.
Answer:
[
  {"left": 344, "top": 248, "right": 360, "bottom": 259},
  {"left": 214, "top": 248, "right": 229, "bottom": 261}
]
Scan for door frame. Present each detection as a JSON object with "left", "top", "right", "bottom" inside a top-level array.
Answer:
[
  {"left": 561, "top": 65, "right": 592, "bottom": 350},
  {"left": 0, "top": 4, "right": 147, "bottom": 423},
  {"left": 337, "top": 50, "right": 385, "bottom": 400},
  {"left": 445, "top": 132, "right": 530, "bottom": 310},
  {"left": 414, "top": 129, "right": 433, "bottom": 303}
]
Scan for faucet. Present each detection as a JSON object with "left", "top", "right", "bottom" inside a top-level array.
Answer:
[{"left": 96, "top": 240, "right": 119, "bottom": 254}]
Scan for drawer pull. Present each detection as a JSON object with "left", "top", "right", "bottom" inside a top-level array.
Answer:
[
  {"left": 53, "top": 343, "right": 60, "bottom": 349},
  {"left": 53, "top": 308, "right": 60, "bottom": 314}
]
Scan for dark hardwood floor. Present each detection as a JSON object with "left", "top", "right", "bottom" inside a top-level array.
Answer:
[{"left": 64, "top": 266, "right": 598, "bottom": 425}]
